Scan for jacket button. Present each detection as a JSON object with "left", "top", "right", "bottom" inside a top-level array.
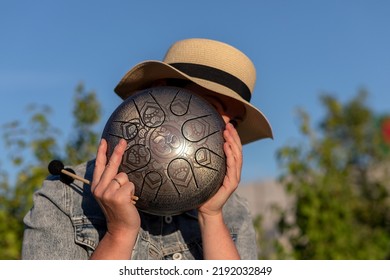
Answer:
[
  {"left": 164, "top": 216, "right": 172, "bottom": 224},
  {"left": 172, "top": 252, "right": 182, "bottom": 260}
]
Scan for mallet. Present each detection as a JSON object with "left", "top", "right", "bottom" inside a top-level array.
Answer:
[{"left": 48, "top": 160, "right": 138, "bottom": 204}]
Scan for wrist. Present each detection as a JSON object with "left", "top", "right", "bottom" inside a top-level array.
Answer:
[
  {"left": 197, "top": 211, "right": 240, "bottom": 260},
  {"left": 106, "top": 226, "right": 139, "bottom": 243},
  {"left": 90, "top": 228, "right": 139, "bottom": 260},
  {"left": 198, "top": 211, "right": 224, "bottom": 228}
]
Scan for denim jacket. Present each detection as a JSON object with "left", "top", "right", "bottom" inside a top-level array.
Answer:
[{"left": 22, "top": 160, "right": 258, "bottom": 260}]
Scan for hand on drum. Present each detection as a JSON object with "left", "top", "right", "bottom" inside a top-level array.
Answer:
[
  {"left": 198, "top": 122, "right": 242, "bottom": 217},
  {"left": 91, "top": 139, "right": 140, "bottom": 237}
]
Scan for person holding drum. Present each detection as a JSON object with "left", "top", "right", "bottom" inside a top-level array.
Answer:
[{"left": 22, "top": 38, "right": 273, "bottom": 260}]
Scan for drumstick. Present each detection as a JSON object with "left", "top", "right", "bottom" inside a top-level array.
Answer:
[{"left": 48, "top": 160, "right": 139, "bottom": 203}]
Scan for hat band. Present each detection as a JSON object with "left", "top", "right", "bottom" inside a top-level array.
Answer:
[{"left": 170, "top": 63, "right": 251, "bottom": 102}]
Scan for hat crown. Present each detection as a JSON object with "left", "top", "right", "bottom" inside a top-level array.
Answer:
[{"left": 162, "top": 38, "right": 256, "bottom": 94}]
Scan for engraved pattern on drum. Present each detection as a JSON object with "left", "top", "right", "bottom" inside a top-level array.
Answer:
[{"left": 101, "top": 86, "right": 226, "bottom": 216}]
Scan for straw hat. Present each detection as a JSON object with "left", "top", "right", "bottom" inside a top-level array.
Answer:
[{"left": 114, "top": 38, "right": 273, "bottom": 144}]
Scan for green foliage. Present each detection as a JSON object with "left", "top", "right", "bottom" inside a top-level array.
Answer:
[
  {"left": 253, "top": 214, "right": 291, "bottom": 260},
  {"left": 0, "top": 83, "right": 101, "bottom": 259},
  {"left": 276, "top": 90, "right": 390, "bottom": 259},
  {"left": 66, "top": 84, "right": 101, "bottom": 164}
]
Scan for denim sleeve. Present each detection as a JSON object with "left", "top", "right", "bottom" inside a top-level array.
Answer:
[
  {"left": 223, "top": 192, "right": 258, "bottom": 260},
  {"left": 22, "top": 177, "right": 89, "bottom": 260}
]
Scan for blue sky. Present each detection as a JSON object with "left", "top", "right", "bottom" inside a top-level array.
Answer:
[{"left": 1, "top": 0, "right": 390, "bottom": 183}]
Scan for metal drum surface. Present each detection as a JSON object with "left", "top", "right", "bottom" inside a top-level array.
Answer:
[{"left": 101, "top": 86, "right": 226, "bottom": 215}]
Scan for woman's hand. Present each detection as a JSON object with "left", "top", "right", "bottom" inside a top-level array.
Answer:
[
  {"left": 90, "top": 139, "right": 140, "bottom": 259},
  {"left": 198, "top": 122, "right": 243, "bottom": 217},
  {"left": 197, "top": 123, "right": 242, "bottom": 259},
  {"left": 92, "top": 138, "right": 140, "bottom": 235}
]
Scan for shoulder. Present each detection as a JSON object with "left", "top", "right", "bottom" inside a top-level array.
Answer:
[
  {"left": 35, "top": 160, "right": 96, "bottom": 214},
  {"left": 27, "top": 159, "right": 107, "bottom": 227},
  {"left": 223, "top": 192, "right": 255, "bottom": 238},
  {"left": 223, "top": 191, "right": 253, "bottom": 221},
  {"left": 223, "top": 191, "right": 258, "bottom": 259},
  {"left": 23, "top": 160, "right": 105, "bottom": 259},
  {"left": 29, "top": 160, "right": 102, "bottom": 217}
]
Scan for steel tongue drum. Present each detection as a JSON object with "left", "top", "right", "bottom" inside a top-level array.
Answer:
[{"left": 101, "top": 86, "right": 226, "bottom": 216}]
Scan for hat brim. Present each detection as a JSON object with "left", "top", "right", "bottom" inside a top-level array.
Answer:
[{"left": 114, "top": 61, "right": 273, "bottom": 144}]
